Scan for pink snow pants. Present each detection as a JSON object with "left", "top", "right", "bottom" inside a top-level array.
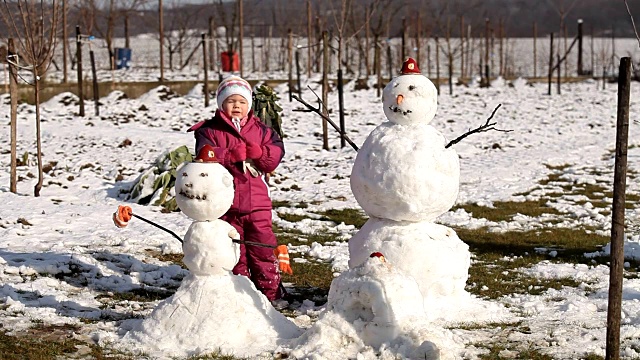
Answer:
[{"left": 222, "top": 209, "right": 282, "bottom": 301}]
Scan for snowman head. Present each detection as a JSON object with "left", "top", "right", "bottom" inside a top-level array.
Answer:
[
  {"left": 382, "top": 58, "right": 438, "bottom": 126},
  {"left": 175, "top": 161, "right": 234, "bottom": 221}
]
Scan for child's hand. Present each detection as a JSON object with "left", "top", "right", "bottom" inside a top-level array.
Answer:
[
  {"left": 229, "top": 142, "right": 247, "bottom": 163},
  {"left": 246, "top": 141, "right": 263, "bottom": 159}
]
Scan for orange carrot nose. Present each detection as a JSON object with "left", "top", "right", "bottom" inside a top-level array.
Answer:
[{"left": 396, "top": 94, "right": 404, "bottom": 105}]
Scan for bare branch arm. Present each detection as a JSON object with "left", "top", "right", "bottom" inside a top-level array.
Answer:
[{"left": 445, "top": 104, "right": 512, "bottom": 149}]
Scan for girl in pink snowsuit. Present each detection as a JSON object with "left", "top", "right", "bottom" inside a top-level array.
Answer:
[{"left": 188, "top": 76, "right": 285, "bottom": 301}]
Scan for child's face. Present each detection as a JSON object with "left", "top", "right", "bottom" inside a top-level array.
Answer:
[{"left": 222, "top": 94, "right": 249, "bottom": 118}]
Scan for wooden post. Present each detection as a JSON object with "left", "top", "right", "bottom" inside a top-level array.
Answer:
[
  {"left": 266, "top": 25, "right": 272, "bottom": 72},
  {"left": 3, "top": 60, "right": 7, "bottom": 94},
  {"left": 577, "top": 19, "right": 583, "bottom": 75},
  {"left": 533, "top": 22, "right": 537, "bottom": 78},
  {"left": 375, "top": 40, "right": 381, "bottom": 97},
  {"left": 8, "top": 38, "right": 17, "bottom": 194},
  {"left": 315, "top": 16, "right": 321, "bottom": 72},
  {"left": 288, "top": 28, "right": 293, "bottom": 102},
  {"left": 591, "top": 25, "right": 595, "bottom": 75},
  {"left": 606, "top": 56, "right": 631, "bottom": 360},
  {"left": 76, "top": 26, "right": 85, "bottom": 117},
  {"left": 90, "top": 49, "right": 99, "bottom": 116},
  {"left": 296, "top": 49, "right": 301, "bottom": 99},
  {"left": 365, "top": 5, "right": 371, "bottom": 77},
  {"left": 338, "top": 68, "right": 345, "bottom": 148},
  {"left": 557, "top": 53, "right": 561, "bottom": 95},
  {"left": 484, "top": 18, "right": 490, "bottom": 84},
  {"left": 499, "top": 18, "right": 504, "bottom": 76},
  {"left": 202, "top": 33, "right": 209, "bottom": 107},
  {"left": 387, "top": 41, "right": 393, "bottom": 79},
  {"left": 238, "top": 0, "right": 244, "bottom": 77},
  {"left": 307, "top": 0, "right": 312, "bottom": 77},
  {"left": 322, "top": 31, "right": 329, "bottom": 150},
  {"left": 563, "top": 24, "right": 568, "bottom": 79},
  {"left": 416, "top": 13, "right": 422, "bottom": 69},
  {"left": 459, "top": 15, "right": 464, "bottom": 81},
  {"left": 208, "top": 17, "right": 216, "bottom": 72},
  {"left": 124, "top": 13, "right": 130, "bottom": 49},
  {"left": 251, "top": 35, "right": 256, "bottom": 73},
  {"left": 547, "top": 33, "right": 553, "bottom": 96},
  {"left": 62, "top": 0, "right": 68, "bottom": 83},
  {"left": 467, "top": 26, "right": 472, "bottom": 79},
  {"left": 435, "top": 36, "right": 440, "bottom": 94},
  {"left": 427, "top": 44, "right": 431, "bottom": 77},
  {"left": 401, "top": 17, "right": 407, "bottom": 62},
  {"left": 159, "top": 0, "right": 164, "bottom": 83}
]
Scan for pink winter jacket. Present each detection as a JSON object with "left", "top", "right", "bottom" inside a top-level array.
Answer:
[{"left": 188, "top": 109, "right": 284, "bottom": 214}]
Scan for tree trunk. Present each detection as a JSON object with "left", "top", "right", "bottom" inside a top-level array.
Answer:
[
  {"left": 34, "top": 73, "right": 43, "bottom": 197},
  {"left": 8, "top": 38, "right": 17, "bottom": 194}
]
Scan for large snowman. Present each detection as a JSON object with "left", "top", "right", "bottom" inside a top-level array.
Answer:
[
  {"left": 122, "top": 161, "right": 300, "bottom": 358},
  {"left": 349, "top": 58, "right": 471, "bottom": 312}
]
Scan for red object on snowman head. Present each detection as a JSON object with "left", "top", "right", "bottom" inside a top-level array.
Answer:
[
  {"left": 195, "top": 144, "right": 220, "bottom": 163},
  {"left": 369, "top": 252, "right": 387, "bottom": 262},
  {"left": 400, "top": 57, "right": 421, "bottom": 75}
]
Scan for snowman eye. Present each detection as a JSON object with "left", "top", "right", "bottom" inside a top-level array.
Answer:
[
  {"left": 409, "top": 85, "right": 416, "bottom": 91},
  {"left": 182, "top": 172, "right": 187, "bottom": 176},
  {"left": 200, "top": 173, "right": 208, "bottom": 177},
  {"left": 393, "top": 83, "right": 399, "bottom": 88}
]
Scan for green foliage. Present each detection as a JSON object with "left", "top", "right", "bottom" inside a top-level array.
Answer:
[
  {"left": 125, "top": 145, "right": 193, "bottom": 212},
  {"left": 252, "top": 84, "right": 284, "bottom": 139}
]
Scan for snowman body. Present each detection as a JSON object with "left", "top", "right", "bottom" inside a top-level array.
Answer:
[
  {"left": 350, "top": 122, "right": 459, "bottom": 222},
  {"left": 123, "top": 161, "right": 300, "bottom": 358},
  {"left": 349, "top": 62, "right": 471, "bottom": 308}
]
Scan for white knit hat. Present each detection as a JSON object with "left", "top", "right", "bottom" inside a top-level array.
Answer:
[{"left": 216, "top": 75, "right": 253, "bottom": 110}]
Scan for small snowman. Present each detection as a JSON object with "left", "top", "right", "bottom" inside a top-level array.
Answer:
[
  {"left": 349, "top": 58, "right": 471, "bottom": 314},
  {"left": 122, "top": 159, "right": 300, "bottom": 358}
]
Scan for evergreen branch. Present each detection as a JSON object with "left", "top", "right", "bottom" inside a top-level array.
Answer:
[{"left": 445, "top": 104, "right": 511, "bottom": 149}]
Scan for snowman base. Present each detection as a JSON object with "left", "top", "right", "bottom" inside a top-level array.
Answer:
[
  {"left": 349, "top": 218, "right": 470, "bottom": 311},
  {"left": 289, "top": 257, "right": 463, "bottom": 359},
  {"left": 122, "top": 273, "right": 301, "bottom": 358}
]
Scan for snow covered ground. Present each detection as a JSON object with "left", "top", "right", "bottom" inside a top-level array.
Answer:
[{"left": 1, "top": 74, "right": 640, "bottom": 359}]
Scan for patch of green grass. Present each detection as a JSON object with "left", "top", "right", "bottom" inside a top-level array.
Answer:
[
  {"left": 476, "top": 343, "right": 555, "bottom": 360},
  {"left": 277, "top": 212, "right": 311, "bottom": 223},
  {"left": 147, "top": 250, "right": 187, "bottom": 269},
  {"left": 315, "top": 208, "right": 368, "bottom": 229},
  {"left": 0, "top": 325, "right": 84, "bottom": 360},
  {"left": 282, "top": 257, "right": 334, "bottom": 306},
  {"left": 451, "top": 320, "right": 524, "bottom": 331},
  {"left": 452, "top": 199, "right": 561, "bottom": 223},
  {"left": 456, "top": 226, "right": 609, "bottom": 256},
  {"left": 187, "top": 351, "right": 245, "bottom": 359},
  {"left": 467, "top": 251, "right": 586, "bottom": 299},
  {"left": 271, "top": 200, "right": 291, "bottom": 208},
  {"left": 97, "top": 287, "right": 174, "bottom": 303},
  {"left": 273, "top": 223, "right": 345, "bottom": 247},
  {"left": 457, "top": 226, "right": 606, "bottom": 299}
]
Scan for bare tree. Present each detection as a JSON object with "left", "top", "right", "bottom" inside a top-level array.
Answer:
[
  {"left": 161, "top": 0, "right": 199, "bottom": 69},
  {"left": 74, "top": 0, "right": 149, "bottom": 70},
  {"left": 1, "top": 0, "right": 62, "bottom": 197}
]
